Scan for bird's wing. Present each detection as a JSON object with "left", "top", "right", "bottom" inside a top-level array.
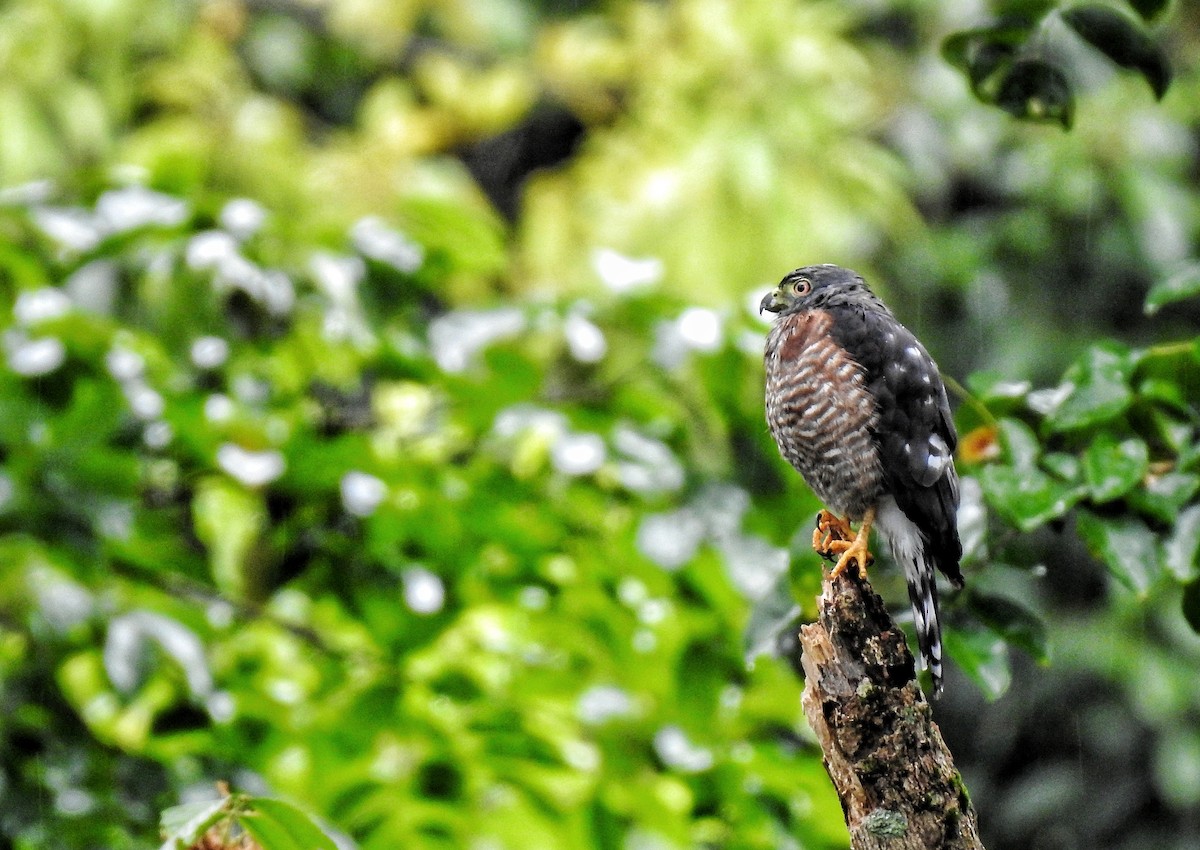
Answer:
[{"left": 832, "top": 306, "right": 964, "bottom": 586}]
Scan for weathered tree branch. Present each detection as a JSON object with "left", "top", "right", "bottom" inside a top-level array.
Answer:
[{"left": 798, "top": 572, "right": 984, "bottom": 850}]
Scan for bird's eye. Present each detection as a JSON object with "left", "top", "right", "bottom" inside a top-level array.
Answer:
[{"left": 792, "top": 278, "right": 812, "bottom": 296}]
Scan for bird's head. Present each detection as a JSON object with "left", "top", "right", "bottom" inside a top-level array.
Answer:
[{"left": 758, "top": 264, "right": 870, "bottom": 315}]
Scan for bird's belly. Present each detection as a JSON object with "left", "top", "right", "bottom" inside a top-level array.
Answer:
[{"left": 765, "top": 330, "right": 883, "bottom": 520}]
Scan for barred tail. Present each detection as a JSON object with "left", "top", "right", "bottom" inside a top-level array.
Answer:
[
  {"left": 902, "top": 552, "right": 945, "bottom": 698},
  {"left": 876, "top": 498, "right": 950, "bottom": 698}
]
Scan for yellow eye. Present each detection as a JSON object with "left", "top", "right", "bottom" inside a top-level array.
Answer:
[{"left": 792, "top": 278, "right": 812, "bottom": 296}]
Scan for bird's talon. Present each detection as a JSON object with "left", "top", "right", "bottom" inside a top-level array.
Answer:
[
  {"left": 813, "top": 510, "right": 858, "bottom": 561},
  {"left": 819, "top": 507, "right": 876, "bottom": 581}
]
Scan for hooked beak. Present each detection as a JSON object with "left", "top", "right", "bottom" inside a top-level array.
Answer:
[{"left": 759, "top": 288, "right": 787, "bottom": 315}]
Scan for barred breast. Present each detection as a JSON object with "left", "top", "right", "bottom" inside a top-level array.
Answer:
[{"left": 764, "top": 309, "right": 883, "bottom": 519}]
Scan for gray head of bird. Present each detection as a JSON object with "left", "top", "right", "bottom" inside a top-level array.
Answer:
[{"left": 758, "top": 264, "right": 874, "bottom": 315}]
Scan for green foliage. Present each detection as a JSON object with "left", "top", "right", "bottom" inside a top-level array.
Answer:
[
  {"left": 0, "top": 184, "right": 847, "bottom": 848},
  {"left": 967, "top": 336, "right": 1200, "bottom": 613},
  {"left": 1, "top": 1, "right": 1200, "bottom": 848},
  {"left": 159, "top": 792, "right": 336, "bottom": 850},
  {"left": 944, "top": 1, "right": 1173, "bottom": 128}
]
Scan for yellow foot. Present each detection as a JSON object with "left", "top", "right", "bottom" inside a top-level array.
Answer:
[
  {"left": 826, "top": 507, "right": 877, "bottom": 580},
  {"left": 812, "top": 510, "right": 854, "bottom": 561},
  {"left": 829, "top": 533, "right": 873, "bottom": 579}
]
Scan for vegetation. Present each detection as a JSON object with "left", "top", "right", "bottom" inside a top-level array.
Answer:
[{"left": 0, "top": 1, "right": 1198, "bottom": 849}]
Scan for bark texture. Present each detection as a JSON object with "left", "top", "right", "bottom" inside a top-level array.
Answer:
[{"left": 798, "top": 571, "right": 984, "bottom": 850}]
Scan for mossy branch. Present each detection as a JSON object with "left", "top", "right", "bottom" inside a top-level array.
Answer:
[{"left": 796, "top": 572, "right": 986, "bottom": 850}]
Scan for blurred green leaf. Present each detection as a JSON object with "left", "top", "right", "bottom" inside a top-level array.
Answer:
[
  {"left": 943, "top": 627, "right": 1011, "bottom": 700},
  {"left": 1045, "top": 344, "right": 1134, "bottom": 432},
  {"left": 1075, "top": 509, "right": 1160, "bottom": 593},
  {"left": 941, "top": 21, "right": 1031, "bottom": 96},
  {"left": 158, "top": 798, "right": 229, "bottom": 850},
  {"left": 998, "top": 416, "right": 1041, "bottom": 472},
  {"left": 1164, "top": 505, "right": 1200, "bottom": 581},
  {"left": 1128, "top": 472, "right": 1200, "bottom": 525},
  {"left": 1061, "top": 4, "right": 1171, "bottom": 99},
  {"left": 1041, "top": 451, "right": 1082, "bottom": 483},
  {"left": 979, "top": 465, "right": 1081, "bottom": 532},
  {"left": 1082, "top": 435, "right": 1148, "bottom": 502},
  {"left": 996, "top": 59, "right": 1074, "bottom": 128},
  {"left": 968, "top": 591, "right": 1049, "bottom": 662},
  {"left": 237, "top": 798, "right": 338, "bottom": 850},
  {"left": 1144, "top": 263, "right": 1200, "bottom": 316},
  {"left": 191, "top": 476, "right": 265, "bottom": 598}
]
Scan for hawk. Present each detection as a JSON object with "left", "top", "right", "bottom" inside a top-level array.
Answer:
[{"left": 760, "top": 264, "right": 964, "bottom": 696}]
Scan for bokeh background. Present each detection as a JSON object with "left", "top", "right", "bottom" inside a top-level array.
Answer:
[{"left": 2, "top": 1, "right": 1200, "bottom": 848}]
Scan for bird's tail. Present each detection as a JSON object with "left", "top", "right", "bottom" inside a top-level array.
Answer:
[{"left": 901, "top": 552, "right": 945, "bottom": 698}]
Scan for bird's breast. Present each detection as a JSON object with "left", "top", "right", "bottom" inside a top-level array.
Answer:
[{"left": 764, "top": 310, "right": 884, "bottom": 518}]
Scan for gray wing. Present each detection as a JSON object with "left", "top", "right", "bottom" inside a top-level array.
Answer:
[{"left": 831, "top": 305, "right": 964, "bottom": 586}]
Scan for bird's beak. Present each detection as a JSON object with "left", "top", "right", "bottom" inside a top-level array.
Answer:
[{"left": 759, "top": 288, "right": 787, "bottom": 315}]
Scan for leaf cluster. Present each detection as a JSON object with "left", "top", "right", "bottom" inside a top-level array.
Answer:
[{"left": 944, "top": 1, "right": 1172, "bottom": 128}]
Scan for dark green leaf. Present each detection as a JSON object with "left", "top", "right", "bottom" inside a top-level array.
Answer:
[
  {"left": 1183, "top": 577, "right": 1200, "bottom": 634},
  {"left": 968, "top": 591, "right": 1049, "bottom": 662},
  {"left": 942, "top": 26, "right": 1013, "bottom": 76},
  {"left": 1144, "top": 263, "right": 1200, "bottom": 316},
  {"left": 942, "top": 22, "right": 1032, "bottom": 99},
  {"left": 996, "top": 59, "right": 1074, "bottom": 128},
  {"left": 1046, "top": 344, "right": 1134, "bottom": 432},
  {"left": 1075, "top": 509, "right": 1160, "bottom": 593},
  {"left": 1083, "top": 435, "right": 1148, "bottom": 502},
  {"left": 237, "top": 798, "right": 338, "bottom": 850},
  {"left": 158, "top": 798, "right": 229, "bottom": 849},
  {"left": 943, "top": 628, "right": 1011, "bottom": 700},
  {"left": 1127, "top": 0, "right": 1170, "bottom": 21},
  {"left": 1137, "top": 377, "right": 1190, "bottom": 413},
  {"left": 1062, "top": 4, "right": 1171, "bottom": 98},
  {"left": 980, "top": 465, "right": 1082, "bottom": 532}
]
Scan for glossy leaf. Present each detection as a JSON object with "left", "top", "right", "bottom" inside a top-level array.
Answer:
[
  {"left": 980, "top": 465, "right": 1082, "bottom": 532},
  {"left": 1045, "top": 344, "right": 1134, "bottom": 432},
  {"left": 237, "top": 798, "right": 338, "bottom": 850},
  {"left": 997, "top": 416, "right": 1041, "bottom": 472},
  {"left": 1082, "top": 435, "right": 1148, "bottom": 502},
  {"left": 943, "top": 628, "right": 1011, "bottom": 700},
  {"left": 1041, "top": 451, "right": 1082, "bottom": 483},
  {"left": 1164, "top": 505, "right": 1200, "bottom": 582},
  {"left": 996, "top": 59, "right": 1074, "bottom": 128},
  {"left": 1075, "top": 509, "right": 1160, "bottom": 594},
  {"left": 1062, "top": 4, "right": 1171, "bottom": 99},
  {"left": 1144, "top": 263, "right": 1200, "bottom": 316}
]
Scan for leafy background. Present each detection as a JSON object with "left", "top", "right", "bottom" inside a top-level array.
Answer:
[{"left": 1, "top": 1, "right": 1199, "bottom": 848}]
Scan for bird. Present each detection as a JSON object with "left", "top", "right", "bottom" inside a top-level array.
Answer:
[{"left": 759, "top": 264, "right": 964, "bottom": 697}]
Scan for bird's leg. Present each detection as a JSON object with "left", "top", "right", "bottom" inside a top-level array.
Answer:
[
  {"left": 812, "top": 510, "right": 855, "bottom": 561},
  {"left": 827, "top": 506, "right": 876, "bottom": 580}
]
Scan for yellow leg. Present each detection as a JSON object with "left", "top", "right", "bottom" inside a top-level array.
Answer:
[{"left": 828, "top": 506, "right": 876, "bottom": 580}]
